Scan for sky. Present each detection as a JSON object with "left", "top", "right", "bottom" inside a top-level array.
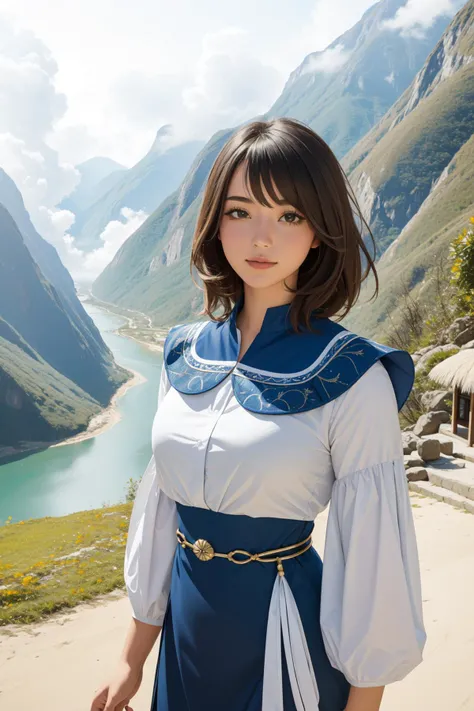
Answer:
[{"left": 0, "top": 0, "right": 463, "bottom": 282}]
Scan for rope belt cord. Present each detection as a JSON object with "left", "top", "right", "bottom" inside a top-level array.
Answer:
[{"left": 176, "top": 529, "right": 313, "bottom": 577}]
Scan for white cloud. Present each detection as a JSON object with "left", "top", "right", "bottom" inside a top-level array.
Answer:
[
  {"left": 383, "top": 0, "right": 462, "bottom": 37},
  {"left": 301, "top": 43, "right": 351, "bottom": 75},
  {"left": 35, "top": 205, "right": 149, "bottom": 283},
  {"left": 385, "top": 70, "right": 396, "bottom": 85},
  {"left": 0, "top": 17, "right": 82, "bottom": 250}
]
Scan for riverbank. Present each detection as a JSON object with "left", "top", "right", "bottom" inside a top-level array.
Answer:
[
  {"left": 0, "top": 494, "right": 472, "bottom": 710},
  {"left": 50, "top": 366, "right": 146, "bottom": 449},
  {"left": 82, "top": 292, "right": 168, "bottom": 354},
  {"left": 0, "top": 299, "right": 165, "bottom": 464}
]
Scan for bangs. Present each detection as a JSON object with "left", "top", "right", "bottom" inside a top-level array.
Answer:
[{"left": 240, "top": 139, "right": 308, "bottom": 214}]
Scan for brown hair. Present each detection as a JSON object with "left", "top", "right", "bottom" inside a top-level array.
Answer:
[{"left": 190, "top": 117, "right": 378, "bottom": 333}]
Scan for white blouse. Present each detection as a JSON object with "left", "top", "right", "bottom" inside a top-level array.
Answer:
[{"left": 124, "top": 353, "right": 426, "bottom": 691}]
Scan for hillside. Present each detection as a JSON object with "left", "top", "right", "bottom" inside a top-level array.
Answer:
[
  {"left": 0, "top": 204, "right": 129, "bottom": 405},
  {"left": 69, "top": 126, "right": 204, "bottom": 251},
  {"left": 0, "top": 171, "right": 129, "bottom": 403},
  {"left": 342, "top": 0, "right": 474, "bottom": 255},
  {"left": 93, "top": 0, "right": 456, "bottom": 324},
  {"left": 341, "top": 0, "right": 474, "bottom": 338},
  {"left": 0, "top": 318, "right": 102, "bottom": 453},
  {"left": 265, "top": 0, "right": 452, "bottom": 158}
]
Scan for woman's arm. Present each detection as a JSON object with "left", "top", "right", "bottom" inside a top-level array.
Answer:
[
  {"left": 120, "top": 618, "right": 162, "bottom": 670},
  {"left": 345, "top": 685, "right": 385, "bottom": 711}
]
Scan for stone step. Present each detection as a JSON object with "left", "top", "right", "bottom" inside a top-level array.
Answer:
[
  {"left": 409, "top": 481, "right": 474, "bottom": 513},
  {"left": 426, "top": 467, "right": 474, "bottom": 501}
]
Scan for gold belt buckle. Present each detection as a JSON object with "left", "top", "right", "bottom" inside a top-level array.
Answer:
[{"left": 177, "top": 530, "right": 215, "bottom": 561}]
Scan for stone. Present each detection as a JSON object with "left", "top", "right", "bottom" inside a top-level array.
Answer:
[
  {"left": 417, "top": 437, "right": 441, "bottom": 461},
  {"left": 402, "top": 432, "right": 419, "bottom": 453},
  {"left": 414, "top": 344, "right": 460, "bottom": 373},
  {"left": 413, "top": 410, "right": 450, "bottom": 436},
  {"left": 404, "top": 453, "right": 425, "bottom": 468},
  {"left": 406, "top": 467, "right": 428, "bottom": 482},
  {"left": 420, "top": 390, "right": 452, "bottom": 414}
]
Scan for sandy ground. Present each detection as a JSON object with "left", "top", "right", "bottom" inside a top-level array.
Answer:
[{"left": 0, "top": 494, "right": 473, "bottom": 711}]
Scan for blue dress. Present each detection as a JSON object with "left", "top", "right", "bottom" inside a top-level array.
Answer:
[{"left": 124, "top": 296, "right": 427, "bottom": 710}]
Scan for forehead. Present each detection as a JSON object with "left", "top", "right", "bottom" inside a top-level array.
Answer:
[{"left": 227, "top": 160, "right": 285, "bottom": 203}]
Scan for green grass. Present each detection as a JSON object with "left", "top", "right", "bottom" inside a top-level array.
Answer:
[{"left": 0, "top": 503, "right": 134, "bottom": 626}]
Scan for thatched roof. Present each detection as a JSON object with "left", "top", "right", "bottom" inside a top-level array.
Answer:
[{"left": 428, "top": 349, "right": 474, "bottom": 394}]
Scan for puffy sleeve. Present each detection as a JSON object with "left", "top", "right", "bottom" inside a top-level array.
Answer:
[
  {"left": 320, "top": 359, "right": 427, "bottom": 687},
  {"left": 124, "top": 362, "right": 178, "bottom": 626}
]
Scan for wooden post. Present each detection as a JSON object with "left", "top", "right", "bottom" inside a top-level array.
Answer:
[
  {"left": 469, "top": 393, "right": 474, "bottom": 447},
  {"left": 452, "top": 385, "right": 459, "bottom": 435}
]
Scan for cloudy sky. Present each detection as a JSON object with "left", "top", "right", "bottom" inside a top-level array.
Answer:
[{"left": 0, "top": 0, "right": 462, "bottom": 282}]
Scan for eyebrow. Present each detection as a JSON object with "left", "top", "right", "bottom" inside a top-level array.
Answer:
[{"left": 225, "top": 195, "right": 292, "bottom": 206}]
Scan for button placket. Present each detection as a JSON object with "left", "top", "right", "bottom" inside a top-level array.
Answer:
[{"left": 201, "top": 379, "right": 235, "bottom": 509}]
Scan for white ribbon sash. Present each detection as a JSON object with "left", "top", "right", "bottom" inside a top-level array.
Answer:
[{"left": 262, "top": 573, "right": 320, "bottom": 710}]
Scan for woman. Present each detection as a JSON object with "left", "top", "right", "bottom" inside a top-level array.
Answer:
[{"left": 91, "top": 117, "right": 426, "bottom": 711}]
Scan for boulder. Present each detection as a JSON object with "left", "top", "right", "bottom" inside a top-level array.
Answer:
[
  {"left": 420, "top": 390, "right": 452, "bottom": 413},
  {"left": 413, "top": 410, "right": 450, "bottom": 436},
  {"left": 417, "top": 437, "right": 441, "bottom": 461},
  {"left": 460, "top": 339, "right": 474, "bottom": 350},
  {"left": 415, "top": 344, "right": 460, "bottom": 373},
  {"left": 443, "top": 316, "right": 474, "bottom": 346},
  {"left": 406, "top": 467, "right": 429, "bottom": 482},
  {"left": 402, "top": 431, "right": 419, "bottom": 453}
]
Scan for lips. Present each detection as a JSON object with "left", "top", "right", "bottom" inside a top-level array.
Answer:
[{"left": 246, "top": 258, "right": 277, "bottom": 264}]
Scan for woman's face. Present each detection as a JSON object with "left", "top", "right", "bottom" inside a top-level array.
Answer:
[{"left": 218, "top": 161, "right": 319, "bottom": 293}]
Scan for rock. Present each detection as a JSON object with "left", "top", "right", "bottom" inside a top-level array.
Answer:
[
  {"left": 440, "top": 439, "right": 454, "bottom": 455},
  {"left": 415, "top": 344, "right": 460, "bottom": 373},
  {"left": 402, "top": 431, "right": 419, "bottom": 453},
  {"left": 406, "top": 467, "right": 428, "bottom": 482},
  {"left": 460, "top": 339, "right": 474, "bottom": 350},
  {"left": 402, "top": 424, "right": 416, "bottom": 431},
  {"left": 420, "top": 390, "right": 452, "bottom": 413},
  {"left": 417, "top": 437, "right": 441, "bottom": 461},
  {"left": 413, "top": 410, "right": 450, "bottom": 436},
  {"left": 443, "top": 316, "right": 474, "bottom": 346},
  {"left": 404, "top": 453, "right": 425, "bottom": 467}
]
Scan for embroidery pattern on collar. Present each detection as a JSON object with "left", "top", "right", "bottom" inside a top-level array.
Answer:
[{"left": 163, "top": 318, "right": 414, "bottom": 414}]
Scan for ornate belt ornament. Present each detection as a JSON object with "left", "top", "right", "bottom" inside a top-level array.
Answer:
[{"left": 176, "top": 529, "right": 313, "bottom": 577}]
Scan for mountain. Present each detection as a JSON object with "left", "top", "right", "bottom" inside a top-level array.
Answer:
[
  {"left": 0, "top": 317, "right": 102, "bottom": 451},
  {"left": 92, "top": 0, "right": 458, "bottom": 325},
  {"left": 68, "top": 126, "right": 205, "bottom": 251},
  {"left": 340, "top": 0, "right": 474, "bottom": 338},
  {"left": 0, "top": 168, "right": 128, "bottom": 403},
  {"left": 0, "top": 203, "right": 128, "bottom": 406},
  {"left": 60, "top": 156, "right": 127, "bottom": 215},
  {"left": 265, "top": 0, "right": 455, "bottom": 158}
]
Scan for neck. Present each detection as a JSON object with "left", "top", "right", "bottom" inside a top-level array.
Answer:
[{"left": 236, "top": 286, "right": 294, "bottom": 335}]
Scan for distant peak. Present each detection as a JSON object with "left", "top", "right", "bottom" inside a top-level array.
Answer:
[{"left": 149, "top": 124, "right": 174, "bottom": 153}]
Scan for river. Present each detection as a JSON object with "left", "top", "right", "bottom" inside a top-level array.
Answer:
[{"left": 0, "top": 303, "right": 163, "bottom": 525}]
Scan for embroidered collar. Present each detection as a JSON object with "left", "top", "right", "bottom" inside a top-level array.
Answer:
[{"left": 164, "top": 296, "right": 415, "bottom": 415}]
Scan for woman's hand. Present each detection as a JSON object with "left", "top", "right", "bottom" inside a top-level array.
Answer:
[{"left": 90, "top": 660, "right": 143, "bottom": 711}]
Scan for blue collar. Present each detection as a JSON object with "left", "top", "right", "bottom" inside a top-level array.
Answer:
[{"left": 164, "top": 297, "right": 415, "bottom": 415}]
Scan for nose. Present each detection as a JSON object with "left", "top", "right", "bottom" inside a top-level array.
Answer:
[{"left": 252, "top": 215, "right": 275, "bottom": 248}]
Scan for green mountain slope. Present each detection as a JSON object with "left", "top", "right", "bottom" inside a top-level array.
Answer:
[
  {"left": 0, "top": 170, "right": 129, "bottom": 403},
  {"left": 0, "top": 204, "right": 128, "bottom": 405},
  {"left": 340, "top": 1, "right": 474, "bottom": 337},
  {"left": 342, "top": 0, "right": 474, "bottom": 257},
  {"left": 0, "top": 318, "right": 102, "bottom": 451}
]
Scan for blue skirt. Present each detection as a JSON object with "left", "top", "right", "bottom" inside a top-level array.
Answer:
[{"left": 151, "top": 503, "right": 350, "bottom": 711}]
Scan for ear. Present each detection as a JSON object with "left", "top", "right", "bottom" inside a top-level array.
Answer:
[{"left": 311, "top": 236, "right": 320, "bottom": 249}]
